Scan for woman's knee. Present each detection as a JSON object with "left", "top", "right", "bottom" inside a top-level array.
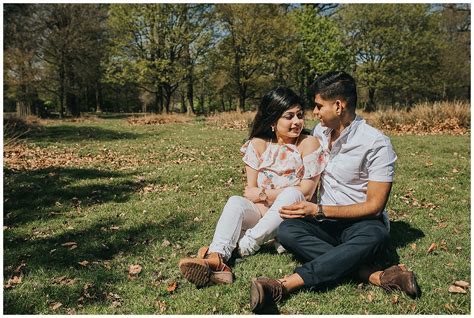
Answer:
[{"left": 277, "top": 187, "right": 305, "bottom": 202}]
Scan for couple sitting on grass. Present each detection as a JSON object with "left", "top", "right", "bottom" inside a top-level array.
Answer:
[{"left": 178, "top": 71, "right": 420, "bottom": 314}]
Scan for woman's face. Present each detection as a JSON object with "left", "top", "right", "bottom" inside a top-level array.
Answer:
[{"left": 274, "top": 105, "right": 304, "bottom": 141}]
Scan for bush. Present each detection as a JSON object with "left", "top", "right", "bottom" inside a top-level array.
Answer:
[
  {"left": 3, "top": 116, "right": 41, "bottom": 147},
  {"left": 364, "top": 101, "right": 470, "bottom": 135}
]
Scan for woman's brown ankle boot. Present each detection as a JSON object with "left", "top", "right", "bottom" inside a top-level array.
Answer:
[{"left": 179, "top": 247, "right": 233, "bottom": 287}]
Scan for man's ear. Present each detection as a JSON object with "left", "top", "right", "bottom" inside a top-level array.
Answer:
[{"left": 335, "top": 99, "right": 346, "bottom": 115}]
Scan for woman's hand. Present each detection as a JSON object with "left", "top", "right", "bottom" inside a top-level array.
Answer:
[
  {"left": 244, "top": 186, "right": 262, "bottom": 203},
  {"left": 279, "top": 201, "right": 317, "bottom": 219}
]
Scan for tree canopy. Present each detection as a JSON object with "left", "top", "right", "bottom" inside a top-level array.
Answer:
[{"left": 4, "top": 3, "right": 470, "bottom": 117}]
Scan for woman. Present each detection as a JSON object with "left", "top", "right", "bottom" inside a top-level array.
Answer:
[{"left": 178, "top": 87, "right": 327, "bottom": 287}]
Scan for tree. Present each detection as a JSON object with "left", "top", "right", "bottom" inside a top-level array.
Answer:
[
  {"left": 4, "top": 4, "right": 44, "bottom": 117},
  {"left": 341, "top": 4, "right": 443, "bottom": 110},
  {"left": 436, "top": 4, "right": 470, "bottom": 100},
  {"left": 214, "top": 4, "right": 297, "bottom": 112},
  {"left": 106, "top": 4, "right": 191, "bottom": 113},
  {"left": 290, "top": 5, "right": 352, "bottom": 104},
  {"left": 36, "top": 4, "right": 107, "bottom": 117}
]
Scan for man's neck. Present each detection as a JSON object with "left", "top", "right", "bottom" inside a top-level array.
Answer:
[{"left": 331, "top": 113, "right": 356, "bottom": 141}]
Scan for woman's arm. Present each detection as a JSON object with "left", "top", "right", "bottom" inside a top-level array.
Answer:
[{"left": 264, "top": 175, "right": 319, "bottom": 203}]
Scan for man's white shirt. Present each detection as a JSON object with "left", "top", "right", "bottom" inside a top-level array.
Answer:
[{"left": 312, "top": 116, "right": 397, "bottom": 223}]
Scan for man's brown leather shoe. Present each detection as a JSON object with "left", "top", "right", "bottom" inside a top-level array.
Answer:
[
  {"left": 380, "top": 265, "right": 421, "bottom": 299},
  {"left": 250, "top": 277, "right": 285, "bottom": 313}
]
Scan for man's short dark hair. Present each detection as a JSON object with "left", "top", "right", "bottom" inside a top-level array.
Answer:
[{"left": 310, "top": 71, "right": 357, "bottom": 110}]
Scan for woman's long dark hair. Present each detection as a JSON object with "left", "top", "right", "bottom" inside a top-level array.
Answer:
[{"left": 249, "top": 87, "right": 305, "bottom": 140}]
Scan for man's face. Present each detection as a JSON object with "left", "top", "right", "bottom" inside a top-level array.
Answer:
[{"left": 313, "top": 94, "right": 339, "bottom": 128}]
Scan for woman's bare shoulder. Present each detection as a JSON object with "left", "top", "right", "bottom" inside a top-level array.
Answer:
[
  {"left": 298, "top": 134, "right": 321, "bottom": 156},
  {"left": 249, "top": 137, "right": 268, "bottom": 156}
]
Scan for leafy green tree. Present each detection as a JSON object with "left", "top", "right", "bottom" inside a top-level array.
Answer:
[
  {"left": 436, "top": 4, "right": 470, "bottom": 100},
  {"left": 106, "top": 4, "right": 192, "bottom": 113},
  {"left": 341, "top": 4, "right": 443, "bottom": 110},
  {"left": 4, "top": 4, "right": 44, "bottom": 117},
  {"left": 214, "top": 4, "right": 296, "bottom": 112},
  {"left": 36, "top": 4, "right": 107, "bottom": 117},
  {"left": 292, "top": 5, "right": 352, "bottom": 77}
]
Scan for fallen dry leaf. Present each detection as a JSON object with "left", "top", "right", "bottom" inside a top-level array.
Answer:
[
  {"left": 452, "top": 168, "right": 459, "bottom": 173},
  {"left": 128, "top": 264, "right": 142, "bottom": 278},
  {"left": 166, "top": 281, "right": 178, "bottom": 293},
  {"left": 161, "top": 239, "right": 171, "bottom": 247},
  {"left": 454, "top": 280, "right": 470, "bottom": 288},
  {"left": 61, "top": 242, "right": 77, "bottom": 247},
  {"left": 5, "top": 275, "right": 23, "bottom": 288},
  {"left": 366, "top": 292, "right": 374, "bottom": 302},
  {"left": 155, "top": 299, "right": 167, "bottom": 313},
  {"left": 398, "top": 264, "right": 408, "bottom": 271},
  {"left": 78, "top": 260, "right": 89, "bottom": 267},
  {"left": 427, "top": 243, "right": 437, "bottom": 254},
  {"left": 14, "top": 261, "right": 27, "bottom": 273},
  {"left": 448, "top": 285, "right": 466, "bottom": 294},
  {"left": 410, "top": 243, "right": 417, "bottom": 250},
  {"left": 52, "top": 276, "right": 77, "bottom": 285},
  {"left": 66, "top": 308, "right": 76, "bottom": 315},
  {"left": 391, "top": 295, "right": 399, "bottom": 304},
  {"left": 50, "top": 302, "right": 62, "bottom": 311},
  {"left": 109, "top": 226, "right": 120, "bottom": 231},
  {"left": 9, "top": 275, "right": 22, "bottom": 285},
  {"left": 109, "top": 301, "right": 122, "bottom": 308}
]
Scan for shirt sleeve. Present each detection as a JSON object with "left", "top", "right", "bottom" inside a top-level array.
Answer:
[
  {"left": 366, "top": 135, "right": 397, "bottom": 182},
  {"left": 240, "top": 139, "right": 260, "bottom": 170},
  {"left": 302, "top": 147, "right": 327, "bottom": 179}
]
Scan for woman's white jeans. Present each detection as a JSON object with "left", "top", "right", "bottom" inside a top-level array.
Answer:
[{"left": 208, "top": 187, "right": 305, "bottom": 261}]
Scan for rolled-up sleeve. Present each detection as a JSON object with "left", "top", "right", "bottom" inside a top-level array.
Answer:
[{"left": 366, "top": 136, "right": 397, "bottom": 182}]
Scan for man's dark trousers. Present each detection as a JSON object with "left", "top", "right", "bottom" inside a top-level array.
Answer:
[{"left": 277, "top": 217, "right": 389, "bottom": 288}]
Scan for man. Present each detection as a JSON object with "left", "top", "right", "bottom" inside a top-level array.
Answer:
[{"left": 249, "top": 71, "right": 420, "bottom": 313}]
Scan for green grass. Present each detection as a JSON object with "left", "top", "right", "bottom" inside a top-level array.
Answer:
[{"left": 3, "top": 118, "right": 470, "bottom": 314}]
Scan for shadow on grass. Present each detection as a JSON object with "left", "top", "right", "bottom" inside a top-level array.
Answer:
[
  {"left": 4, "top": 167, "right": 149, "bottom": 226},
  {"left": 28, "top": 125, "right": 140, "bottom": 143},
  {"left": 382, "top": 220, "right": 425, "bottom": 266},
  {"left": 4, "top": 216, "right": 198, "bottom": 314}
]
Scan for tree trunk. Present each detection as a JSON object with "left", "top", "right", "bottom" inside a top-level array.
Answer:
[
  {"left": 181, "top": 92, "right": 187, "bottom": 113},
  {"left": 238, "top": 84, "right": 246, "bottom": 113},
  {"left": 95, "top": 81, "right": 103, "bottom": 113},
  {"left": 220, "top": 94, "right": 225, "bottom": 112},
  {"left": 365, "top": 87, "right": 376, "bottom": 112},
  {"left": 186, "top": 74, "right": 195, "bottom": 115},
  {"left": 67, "top": 92, "right": 80, "bottom": 117},
  {"left": 198, "top": 93, "right": 205, "bottom": 115}
]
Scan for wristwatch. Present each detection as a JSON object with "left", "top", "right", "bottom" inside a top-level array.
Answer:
[
  {"left": 258, "top": 187, "right": 268, "bottom": 202},
  {"left": 314, "top": 204, "right": 325, "bottom": 222}
]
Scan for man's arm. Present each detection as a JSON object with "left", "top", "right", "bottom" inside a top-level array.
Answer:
[{"left": 279, "top": 181, "right": 392, "bottom": 219}]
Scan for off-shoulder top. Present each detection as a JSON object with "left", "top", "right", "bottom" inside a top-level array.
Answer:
[{"left": 240, "top": 139, "right": 327, "bottom": 190}]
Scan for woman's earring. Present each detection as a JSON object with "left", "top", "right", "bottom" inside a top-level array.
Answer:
[{"left": 271, "top": 126, "right": 275, "bottom": 132}]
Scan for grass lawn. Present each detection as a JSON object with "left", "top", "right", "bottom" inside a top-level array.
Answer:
[{"left": 3, "top": 117, "right": 470, "bottom": 314}]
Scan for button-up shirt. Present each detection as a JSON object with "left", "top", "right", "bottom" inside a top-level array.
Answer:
[{"left": 313, "top": 116, "right": 397, "bottom": 215}]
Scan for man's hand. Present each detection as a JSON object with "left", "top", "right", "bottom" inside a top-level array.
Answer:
[
  {"left": 279, "top": 201, "right": 317, "bottom": 219},
  {"left": 244, "top": 186, "right": 261, "bottom": 203}
]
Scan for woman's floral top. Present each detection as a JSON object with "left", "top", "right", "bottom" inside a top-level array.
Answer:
[{"left": 240, "top": 139, "right": 327, "bottom": 190}]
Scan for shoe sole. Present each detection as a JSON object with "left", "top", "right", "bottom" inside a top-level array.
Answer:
[
  {"left": 250, "top": 279, "right": 264, "bottom": 312},
  {"left": 179, "top": 260, "right": 211, "bottom": 287}
]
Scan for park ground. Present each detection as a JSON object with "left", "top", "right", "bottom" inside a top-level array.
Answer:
[{"left": 3, "top": 115, "right": 471, "bottom": 314}]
